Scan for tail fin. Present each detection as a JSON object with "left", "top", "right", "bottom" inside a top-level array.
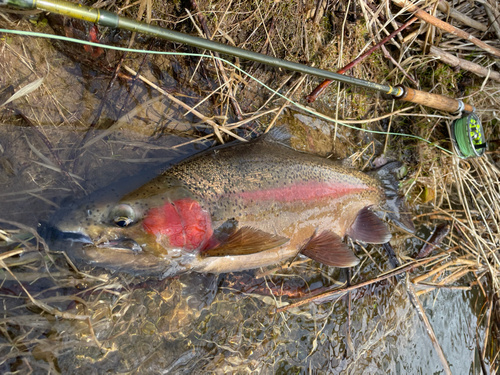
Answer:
[{"left": 368, "top": 161, "right": 415, "bottom": 233}]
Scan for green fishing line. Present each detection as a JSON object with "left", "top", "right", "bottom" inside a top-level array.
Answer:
[
  {"left": 451, "top": 113, "right": 485, "bottom": 158},
  {"left": 0, "top": 28, "right": 456, "bottom": 155}
]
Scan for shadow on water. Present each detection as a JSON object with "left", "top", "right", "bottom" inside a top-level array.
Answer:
[{"left": 0, "top": 16, "right": 491, "bottom": 375}]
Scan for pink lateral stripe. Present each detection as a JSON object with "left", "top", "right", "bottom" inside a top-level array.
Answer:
[{"left": 236, "top": 181, "right": 371, "bottom": 202}]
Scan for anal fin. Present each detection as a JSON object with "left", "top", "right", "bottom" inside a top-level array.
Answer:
[
  {"left": 347, "top": 206, "right": 391, "bottom": 244},
  {"left": 300, "top": 231, "right": 359, "bottom": 268},
  {"left": 203, "top": 227, "right": 289, "bottom": 257}
]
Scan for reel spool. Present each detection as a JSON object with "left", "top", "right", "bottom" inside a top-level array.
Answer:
[{"left": 450, "top": 113, "right": 486, "bottom": 158}]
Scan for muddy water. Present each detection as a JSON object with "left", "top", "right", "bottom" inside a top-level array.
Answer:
[{"left": 0, "top": 22, "right": 488, "bottom": 374}]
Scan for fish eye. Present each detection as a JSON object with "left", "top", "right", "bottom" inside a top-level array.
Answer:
[{"left": 110, "top": 204, "right": 135, "bottom": 228}]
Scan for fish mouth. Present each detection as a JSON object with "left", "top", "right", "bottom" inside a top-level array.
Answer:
[
  {"left": 39, "top": 222, "right": 172, "bottom": 277},
  {"left": 39, "top": 221, "right": 142, "bottom": 253},
  {"left": 93, "top": 238, "right": 143, "bottom": 253},
  {"left": 39, "top": 221, "right": 93, "bottom": 245}
]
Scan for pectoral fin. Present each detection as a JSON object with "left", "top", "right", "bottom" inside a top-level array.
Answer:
[
  {"left": 203, "top": 227, "right": 289, "bottom": 257},
  {"left": 347, "top": 206, "right": 391, "bottom": 244},
  {"left": 300, "top": 231, "right": 359, "bottom": 267}
]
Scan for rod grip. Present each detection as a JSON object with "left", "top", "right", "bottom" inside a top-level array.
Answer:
[{"left": 393, "top": 86, "right": 474, "bottom": 113}]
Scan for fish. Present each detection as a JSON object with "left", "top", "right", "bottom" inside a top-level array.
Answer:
[{"left": 40, "top": 131, "right": 414, "bottom": 279}]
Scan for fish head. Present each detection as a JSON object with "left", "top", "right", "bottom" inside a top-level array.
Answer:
[{"left": 40, "top": 184, "right": 213, "bottom": 278}]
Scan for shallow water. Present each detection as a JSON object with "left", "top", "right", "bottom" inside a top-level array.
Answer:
[{"left": 0, "top": 19, "right": 490, "bottom": 374}]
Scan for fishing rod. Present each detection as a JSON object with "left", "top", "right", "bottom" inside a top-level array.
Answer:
[{"left": 0, "top": 0, "right": 486, "bottom": 158}]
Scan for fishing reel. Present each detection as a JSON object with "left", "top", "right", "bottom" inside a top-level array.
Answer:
[{"left": 450, "top": 112, "right": 486, "bottom": 159}]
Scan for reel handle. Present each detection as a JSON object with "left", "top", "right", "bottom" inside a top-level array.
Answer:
[{"left": 393, "top": 85, "right": 474, "bottom": 113}]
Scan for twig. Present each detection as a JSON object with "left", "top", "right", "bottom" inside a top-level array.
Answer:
[
  {"left": 313, "top": 0, "right": 328, "bottom": 25},
  {"left": 75, "top": 1, "right": 150, "bottom": 166},
  {"left": 425, "top": 44, "right": 500, "bottom": 82},
  {"left": 384, "top": 242, "right": 452, "bottom": 375},
  {"left": 86, "top": 317, "right": 102, "bottom": 349},
  {"left": 412, "top": 258, "right": 478, "bottom": 284},
  {"left": 265, "top": 75, "right": 307, "bottom": 133},
  {"left": 188, "top": 0, "right": 244, "bottom": 121},
  {"left": 392, "top": 0, "right": 500, "bottom": 58},
  {"left": 380, "top": 44, "right": 419, "bottom": 87},
  {"left": 306, "top": 15, "right": 418, "bottom": 103},
  {"left": 364, "top": 0, "right": 389, "bottom": 24},
  {"left": 482, "top": 0, "right": 500, "bottom": 42},
  {"left": 344, "top": 269, "right": 354, "bottom": 356},
  {"left": 415, "top": 223, "right": 450, "bottom": 259},
  {"left": 0, "top": 258, "right": 90, "bottom": 320},
  {"left": 416, "top": 282, "right": 470, "bottom": 290},
  {"left": 274, "top": 255, "right": 441, "bottom": 313},
  {"left": 482, "top": 298, "right": 494, "bottom": 362},
  {"left": 121, "top": 65, "right": 246, "bottom": 143},
  {"left": 476, "top": 326, "right": 489, "bottom": 375},
  {"left": 13, "top": 111, "right": 84, "bottom": 191},
  {"left": 422, "top": 0, "right": 439, "bottom": 52},
  {"left": 406, "top": 281, "right": 452, "bottom": 375},
  {"left": 437, "top": 0, "right": 488, "bottom": 32}
]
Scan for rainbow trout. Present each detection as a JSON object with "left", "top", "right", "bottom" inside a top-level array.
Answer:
[{"left": 42, "top": 132, "right": 413, "bottom": 278}]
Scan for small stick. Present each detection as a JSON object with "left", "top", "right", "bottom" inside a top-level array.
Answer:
[
  {"left": 14, "top": 111, "right": 84, "bottom": 191},
  {"left": 265, "top": 75, "right": 307, "bottom": 133},
  {"left": 416, "top": 267, "right": 473, "bottom": 296},
  {"left": 436, "top": 266, "right": 471, "bottom": 285},
  {"left": 305, "top": 15, "right": 418, "bottom": 103},
  {"left": 406, "top": 281, "right": 452, "bottom": 375},
  {"left": 189, "top": 0, "right": 243, "bottom": 121},
  {"left": 380, "top": 44, "right": 419, "bottom": 87},
  {"left": 424, "top": 44, "right": 500, "bottom": 83},
  {"left": 344, "top": 268, "right": 355, "bottom": 355},
  {"left": 392, "top": 0, "right": 500, "bottom": 58},
  {"left": 86, "top": 317, "right": 103, "bottom": 349},
  {"left": 76, "top": 3, "right": 150, "bottom": 165},
  {"left": 476, "top": 327, "right": 489, "bottom": 375},
  {"left": 0, "top": 258, "right": 90, "bottom": 320},
  {"left": 482, "top": 298, "right": 494, "bottom": 361},
  {"left": 483, "top": 0, "right": 500, "bottom": 43},
  {"left": 416, "top": 282, "right": 470, "bottom": 290},
  {"left": 121, "top": 65, "right": 245, "bottom": 142},
  {"left": 436, "top": 0, "right": 488, "bottom": 32},
  {"left": 364, "top": 0, "right": 389, "bottom": 24},
  {"left": 385, "top": 242, "right": 452, "bottom": 375},
  {"left": 313, "top": 0, "right": 328, "bottom": 25},
  {"left": 415, "top": 223, "right": 450, "bottom": 259},
  {"left": 412, "top": 258, "right": 477, "bottom": 284},
  {"left": 274, "top": 256, "right": 439, "bottom": 313}
]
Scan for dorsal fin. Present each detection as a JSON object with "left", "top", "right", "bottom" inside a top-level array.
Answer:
[
  {"left": 347, "top": 206, "right": 391, "bottom": 244},
  {"left": 300, "top": 230, "right": 359, "bottom": 267},
  {"left": 203, "top": 227, "right": 289, "bottom": 257},
  {"left": 262, "top": 126, "right": 293, "bottom": 147},
  {"left": 341, "top": 157, "right": 355, "bottom": 169}
]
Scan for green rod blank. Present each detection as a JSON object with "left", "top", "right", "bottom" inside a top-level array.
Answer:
[{"left": 3, "top": 0, "right": 403, "bottom": 96}]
